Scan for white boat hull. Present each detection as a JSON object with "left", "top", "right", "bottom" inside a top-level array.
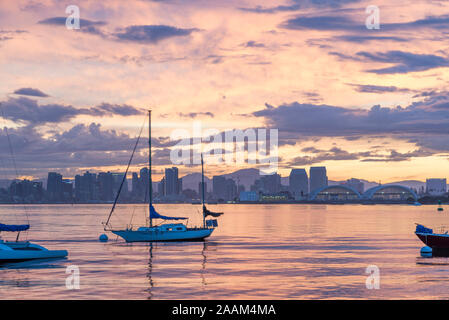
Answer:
[
  {"left": 0, "top": 241, "right": 68, "bottom": 263},
  {"left": 112, "top": 227, "right": 214, "bottom": 242}
]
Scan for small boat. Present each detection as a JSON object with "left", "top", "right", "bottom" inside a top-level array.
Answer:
[
  {"left": 0, "top": 103, "right": 68, "bottom": 265},
  {"left": 415, "top": 224, "right": 449, "bottom": 255},
  {"left": 0, "top": 224, "right": 68, "bottom": 264},
  {"left": 103, "top": 110, "right": 222, "bottom": 242}
]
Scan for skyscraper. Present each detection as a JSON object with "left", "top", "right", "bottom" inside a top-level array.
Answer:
[
  {"left": 164, "top": 167, "right": 180, "bottom": 195},
  {"left": 212, "top": 175, "right": 226, "bottom": 200},
  {"left": 309, "top": 167, "right": 328, "bottom": 194},
  {"left": 289, "top": 169, "right": 308, "bottom": 199},
  {"left": 98, "top": 172, "right": 114, "bottom": 201},
  {"left": 47, "top": 172, "right": 63, "bottom": 201},
  {"left": 140, "top": 167, "right": 149, "bottom": 198},
  {"left": 225, "top": 178, "right": 237, "bottom": 201},
  {"left": 74, "top": 171, "right": 97, "bottom": 202}
]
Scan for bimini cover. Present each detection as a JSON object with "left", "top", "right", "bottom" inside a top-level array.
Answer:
[
  {"left": 150, "top": 205, "right": 187, "bottom": 220},
  {"left": 0, "top": 223, "right": 30, "bottom": 232},
  {"left": 416, "top": 224, "right": 433, "bottom": 234}
]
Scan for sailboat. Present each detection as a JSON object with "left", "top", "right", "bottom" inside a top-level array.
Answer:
[
  {"left": 0, "top": 104, "right": 68, "bottom": 264},
  {"left": 103, "top": 110, "right": 222, "bottom": 242}
]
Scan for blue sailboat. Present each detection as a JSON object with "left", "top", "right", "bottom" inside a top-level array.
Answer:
[{"left": 103, "top": 110, "right": 222, "bottom": 242}]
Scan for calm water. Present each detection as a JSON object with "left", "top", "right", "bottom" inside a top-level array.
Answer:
[{"left": 0, "top": 203, "right": 448, "bottom": 299}]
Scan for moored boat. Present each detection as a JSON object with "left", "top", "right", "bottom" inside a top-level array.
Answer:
[
  {"left": 415, "top": 224, "right": 449, "bottom": 255},
  {"left": 103, "top": 110, "right": 222, "bottom": 242},
  {"left": 0, "top": 224, "right": 67, "bottom": 264}
]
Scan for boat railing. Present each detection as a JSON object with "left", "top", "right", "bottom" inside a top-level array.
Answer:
[{"left": 434, "top": 226, "right": 449, "bottom": 235}]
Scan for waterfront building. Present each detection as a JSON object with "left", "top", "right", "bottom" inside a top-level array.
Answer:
[
  {"left": 426, "top": 178, "right": 447, "bottom": 196},
  {"left": 309, "top": 167, "right": 328, "bottom": 194},
  {"left": 289, "top": 169, "right": 308, "bottom": 200}
]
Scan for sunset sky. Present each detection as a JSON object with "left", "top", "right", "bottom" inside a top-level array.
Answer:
[{"left": 1, "top": 0, "right": 449, "bottom": 182}]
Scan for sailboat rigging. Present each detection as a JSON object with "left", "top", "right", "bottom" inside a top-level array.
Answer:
[{"left": 103, "top": 109, "right": 221, "bottom": 242}]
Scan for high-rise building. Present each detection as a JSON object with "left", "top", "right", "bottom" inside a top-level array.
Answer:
[
  {"left": 111, "top": 173, "right": 128, "bottom": 197},
  {"left": 289, "top": 169, "right": 308, "bottom": 199},
  {"left": 47, "top": 172, "right": 63, "bottom": 201},
  {"left": 140, "top": 168, "right": 149, "bottom": 196},
  {"left": 165, "top": 167, "right": 180, "bottom": 195},
  {"left": 309, "top": 167, "right": 328, "bottom": 193},
  {"left": 212, "top": 175, "right": 226, "bottom": 200},
  {"left": 341, "top": 178, "right": 364, "bottom": 194},
  {"left": 225, "top": 178, "right": 237, "bottom": 201},
  {"left": 250, "top": 173, "right": 281, "bottom": 195},
  {"left": 9, "top": 180, "right": 43, "bottom": 202},
  {"left": 62, "top": 179, "right": 73, "bottom": 201},
  {"left": 98, "top": 172, "right": 114, "bottom": 201},
  {"left": 75, "top": 171, "right": 97, "bottom": 202},
  {"left": 426, "top": 178, "right": 447, "bottom": 196},
  {"left": 263, "top": 173, "right": 281, "bottom": 194},
  {"left": 131, "top": 172, "right": 142, "bottom": 199}
]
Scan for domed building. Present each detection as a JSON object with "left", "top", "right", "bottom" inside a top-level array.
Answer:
[
  {"left": 309, "top": 185, "right": 362, "bottom": 201},
  {"left": 362, "top": 185, "right": 418, "bottom": 202}
]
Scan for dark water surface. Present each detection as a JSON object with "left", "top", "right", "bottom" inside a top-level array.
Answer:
[{"left": 0, "top": 203, "right": 448, "bottom": 299}]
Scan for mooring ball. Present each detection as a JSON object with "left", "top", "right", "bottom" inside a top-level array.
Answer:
[
  {"left": 420, "top": 246, "right": 432, "bottom": 257},
  {"left": 99, "top": 234, "right": 109, "bottom": 242}
]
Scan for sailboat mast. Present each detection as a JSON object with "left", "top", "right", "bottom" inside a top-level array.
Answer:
[
  {"left": 149, "top": 110, "right": 153, "bottom": 227},
  {"left": 201, "top": 153, "right": 205, "bottom": 228},
  {"left": 201, "top": 154, "right": 205, "bottom": 206}
]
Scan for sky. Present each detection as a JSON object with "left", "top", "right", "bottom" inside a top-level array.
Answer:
[{"left": 1, "top": 0, "right": 449, "bottom": 182}]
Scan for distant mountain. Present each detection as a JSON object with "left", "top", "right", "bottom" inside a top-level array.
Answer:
[
  {"left": 329, "top": 179, "right": 379, "bottom": 191},
  {"left": 384, "top": 180, "right": 425, "bottom": 191},
  {"left": 220, "top": 168, "right": 261, "bottom": 190},
  {"left": 330, "top": 179, "right": 426, "bottom": 192},
  {"left": 180, "top": 172, "right": 212, "bottom": 192},
  {"left": 181, "top": 168, "right": 261, "bottom": 191}
]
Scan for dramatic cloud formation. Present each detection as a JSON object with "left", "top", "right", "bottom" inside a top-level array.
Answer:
[
  {"left": 252, "top": 93, "right": 449, "bottom": 153},
  {"left": 1, "top": 0, "right": 449, "bottom": 181}
]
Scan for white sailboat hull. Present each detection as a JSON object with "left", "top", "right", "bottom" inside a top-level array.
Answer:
[
  {"left": 112, "top": 226, "right": 214, "bottom": 242},
  {"left": 0, "top": 241, "right": 68, "bottom": 263}
]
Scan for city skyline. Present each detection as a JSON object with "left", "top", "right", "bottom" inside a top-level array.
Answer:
[
  {"left": 1, "top": 164, "right": 447, "bottom": 204},
  {"left": 1, "top": 1, "right": 449, "bottom": 182}
]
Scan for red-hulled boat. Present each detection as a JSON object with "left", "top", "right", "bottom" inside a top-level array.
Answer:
[{"left": 415, "top": 224, "right": 449, "bottom": 255}]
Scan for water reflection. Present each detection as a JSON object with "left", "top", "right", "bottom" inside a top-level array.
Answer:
[
  {"left": 145, "top": 240, "right": 219, "bottom": 299},
  {"left": 3, "top": 204, "right": 449, "bottom": 299},
  {"left": 146, "top": 243, "right": 155, "bottom": 299}
]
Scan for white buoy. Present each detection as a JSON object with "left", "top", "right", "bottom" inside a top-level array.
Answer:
[
  {"left": 99, "top": 234, "right": 108, "bottom": 242},
  {"left": 420, "top": 246, "right": 432, "bottom": 257}
]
